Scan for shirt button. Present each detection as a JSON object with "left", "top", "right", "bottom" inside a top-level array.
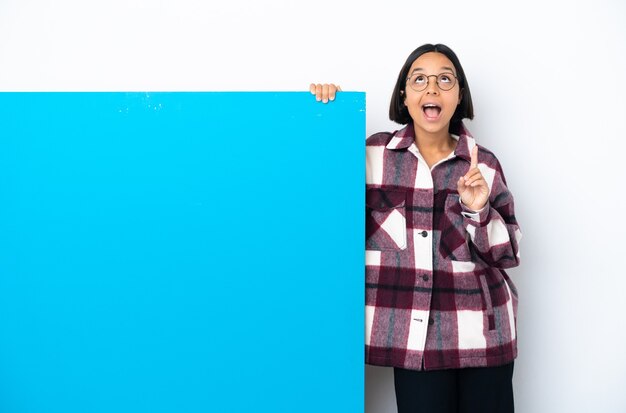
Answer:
[
  {"left": 428, "top": 318, "right": 434, "bottom": 326},
  {"left": 422, "top": 274, "right": 429, "bottom": 282},
  {"left": 420, "top": 231, "right": 428, "bottom": 238}
]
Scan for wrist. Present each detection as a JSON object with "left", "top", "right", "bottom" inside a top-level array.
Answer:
[
  {"left": 461, "top": 201, "right": 487, "bottom": 213},
  {"left": 460, "top": 199, "right": 490, "bottom": 224}
]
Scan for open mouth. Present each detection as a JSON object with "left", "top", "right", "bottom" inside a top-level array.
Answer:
[{"left": 422, "top": 104, "right": 441, "bottom": 120}]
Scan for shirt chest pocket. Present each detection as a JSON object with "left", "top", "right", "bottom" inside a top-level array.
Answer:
[
  {"left": 439, "top": 193, "right": 473, "bottom": 262},
  {"left": 366, "top": 188, "right": 407, "bottom": 251}
]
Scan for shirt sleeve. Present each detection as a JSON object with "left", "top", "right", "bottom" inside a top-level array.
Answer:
[
  {"left": 459, "top": 161, "right": 522, "bottom": 269},
  {"left": 459, "top": 199, "right": 488, "bottom": 220}
]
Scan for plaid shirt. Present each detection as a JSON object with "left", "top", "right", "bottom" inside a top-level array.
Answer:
[{"left": 365, "top": 122, "right": 522, "bottom": 371}]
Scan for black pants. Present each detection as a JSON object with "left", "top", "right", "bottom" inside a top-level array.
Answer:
[{"left": 393, "top": 362, "right": 514, "bottom": 413}]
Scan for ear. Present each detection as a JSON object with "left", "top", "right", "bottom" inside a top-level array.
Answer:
[
  {"left": 458, "top": 88, "right": 464, "bottom": 105},
  {"left": 400, "top": 90, "right": 407, "bottom": 106}
]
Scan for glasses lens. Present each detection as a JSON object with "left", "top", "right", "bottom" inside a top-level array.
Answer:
[
  {"left": 408, "top": 73, "right": 428, "bottom": 91},
  {"left": 437, "top": 73, "right": 456, "bottom": 91}
]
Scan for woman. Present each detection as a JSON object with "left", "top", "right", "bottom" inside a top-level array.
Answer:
[{"left": 311, "top": 43, "right": 522, "bottom": 413}]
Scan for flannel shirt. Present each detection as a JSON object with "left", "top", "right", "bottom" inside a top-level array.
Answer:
[{"left": 365, "top": 122, "right": 522, "bottom": 371}]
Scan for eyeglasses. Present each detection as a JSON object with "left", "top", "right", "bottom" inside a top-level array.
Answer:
[{"left": 406, "top": 72, "right": 458, "bottom": 92}]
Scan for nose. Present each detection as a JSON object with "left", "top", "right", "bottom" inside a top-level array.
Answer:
[{"left": 425, "top": 75, "right": 439, "bottom": 95}]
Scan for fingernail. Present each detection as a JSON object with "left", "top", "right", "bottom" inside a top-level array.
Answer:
[{"left": 323, "top": 99, "right": 328, "bottom": 103}]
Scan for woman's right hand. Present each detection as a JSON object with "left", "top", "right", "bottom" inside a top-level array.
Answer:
[{"left": 309, "top": 83, "right": 341, "bottom": 103}]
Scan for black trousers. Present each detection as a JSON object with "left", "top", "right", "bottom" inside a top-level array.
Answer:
[{"left": 393, "top": 362, "right": 514, "bottom": 413}]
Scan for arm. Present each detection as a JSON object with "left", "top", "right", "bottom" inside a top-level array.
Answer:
[{"left": 457, "top": 147, "right": 522, "bottom": 269}]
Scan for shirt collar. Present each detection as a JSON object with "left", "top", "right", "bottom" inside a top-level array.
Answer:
[
  {"left": 386, "top": 122, "right": 477, "bottom": 163},
  {"left": 385, "top": 123, "right": 415, "bottom": 150}
]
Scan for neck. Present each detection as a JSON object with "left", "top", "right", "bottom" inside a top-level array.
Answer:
[{"left": 412, "top": 123, "right": 454, "bottom": 152}]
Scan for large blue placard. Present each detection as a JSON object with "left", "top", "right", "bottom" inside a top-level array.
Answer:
[{"left": 0, "top": 92, "right": 365, "bottom": 413}]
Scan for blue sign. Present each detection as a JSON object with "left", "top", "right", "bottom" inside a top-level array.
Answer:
[{"left": 0, "top": 92, "right": 365, "bottom": 413}]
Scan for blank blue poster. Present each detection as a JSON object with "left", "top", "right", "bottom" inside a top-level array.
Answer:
[{"left": 0, "top": 92, "right": 365, "bottom": 413}]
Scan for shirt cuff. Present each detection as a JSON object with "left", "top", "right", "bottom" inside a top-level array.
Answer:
[{"left": 459, "top": 199, "right": 489, "bottom": 224}]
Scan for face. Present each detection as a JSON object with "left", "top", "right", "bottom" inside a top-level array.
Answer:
[{"left": 403, "top": 52, "right": 462, "bottom": 136}]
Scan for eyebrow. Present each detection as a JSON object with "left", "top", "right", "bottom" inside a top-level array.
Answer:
[{"left": 410, "top": 66, "right": 456, "bottom": 74}]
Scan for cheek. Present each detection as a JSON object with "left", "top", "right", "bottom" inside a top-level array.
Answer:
[
  {"left": 405, "top": 100, "right": 422, "bottom": 118},
  {"left": 404, "top": 94, "right": 420, "bottom": 110},
  {"left": 444, "top": 96, "right": 460, "bottom": 113}
]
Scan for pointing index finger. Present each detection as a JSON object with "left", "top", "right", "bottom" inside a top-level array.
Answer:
[{"left": 470, "top": 145, "right": 478, "bottom": 169}]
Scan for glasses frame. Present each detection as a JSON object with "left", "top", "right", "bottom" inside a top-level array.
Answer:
[{"left": 406, "top": 72, "right": 458, "bottom": 92}]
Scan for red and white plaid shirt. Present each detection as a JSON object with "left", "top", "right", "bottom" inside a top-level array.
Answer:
[{"left": 365, "top": 122, "right": 522, "bottom": 371}]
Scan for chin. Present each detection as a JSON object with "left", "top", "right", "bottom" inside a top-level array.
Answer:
[{"left": 414, "top": 121, "right": 448, "bottom": 134}]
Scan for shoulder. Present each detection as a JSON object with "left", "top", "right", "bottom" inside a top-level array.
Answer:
[
  {"left": 457, "top": 123, "right": 503, "bottom": 170},
  {"left": 472, "top": 143, "right": 511, "bottom": 188},
  {"left": 458, "top": 126, "right": 510, "bottom": 188},
  {"left": 366, "top": 131, "right": 395, "bottom": 147},
  {"left": 475, "top": 144, "right": 501, "bottom": 168},
  {"left": 460, "top": 132, "right": 501, "bottom": 170}
]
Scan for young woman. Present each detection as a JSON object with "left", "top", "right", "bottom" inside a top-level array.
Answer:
[{"left": 311, "top": 44, "right": 522, "bottom": 413}]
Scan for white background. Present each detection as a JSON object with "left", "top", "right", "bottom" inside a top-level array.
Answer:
[{"left": 1, "top": 1, "right": 625, "bottom": 411}]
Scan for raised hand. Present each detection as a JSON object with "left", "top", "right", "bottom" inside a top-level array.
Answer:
[
  {"left": 457, "top": 145, "right": 489, "bottom": 211},
  {"left": 309, "top": 83, "right": 341, "bottom": 103}
]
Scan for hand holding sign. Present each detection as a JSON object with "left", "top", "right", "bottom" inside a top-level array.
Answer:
[
  {"left": 310, "top": 83, "right": 341, "bottom": 103},
  {"left": 457, "top": 145, "right": 489, "bottom": 211}
]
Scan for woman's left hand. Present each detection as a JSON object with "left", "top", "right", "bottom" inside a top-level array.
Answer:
[{"left": 457, "top": 145, "right": 489, "bottom": 211}]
